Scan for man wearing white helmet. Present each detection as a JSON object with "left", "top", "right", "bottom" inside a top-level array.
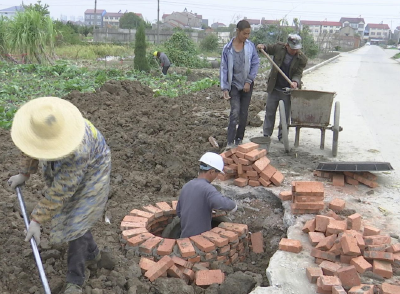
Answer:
[
  {"left": 256, "top": 34, "right": 308, "bottom": 144},
  {"left": 177, "top": 152, "right": 237, "bottom": 238}
]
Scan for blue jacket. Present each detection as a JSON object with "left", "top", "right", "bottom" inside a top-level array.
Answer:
[{"left": 220, "top": 38, "right": 260, "bottom": 91}]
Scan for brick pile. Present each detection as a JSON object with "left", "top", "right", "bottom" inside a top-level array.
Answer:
[
  {"left": 313, "top": 170, "right": 378, "bottom": 188},
  {"left": 120, "top": 201, "right": 250, "bottom": 285},
  {"left": 279, "top": 181, "right": 326, "bottom": 215},
  {"left": 218, "top": 142, "right": 285, "bottom": 187},
  {"left": 301, "top": 205, "right": 400, "bottom": 293}
]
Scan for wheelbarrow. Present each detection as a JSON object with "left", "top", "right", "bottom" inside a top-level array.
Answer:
[{"left": 279, "top": 89, "right": 342, "bottom": 157}]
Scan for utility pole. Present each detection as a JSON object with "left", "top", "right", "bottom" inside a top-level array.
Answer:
[
  {"left": 157, "top": 0, "right": 160, "bottom": 44},
  {"left": 93, "top": 0, "right": 97, "bottom": 41}
]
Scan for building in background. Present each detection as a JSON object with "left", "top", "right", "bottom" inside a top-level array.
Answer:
[
  {"left": 210, "top": 22, "right": 226, "bottom": 29},
  {"left": 365, "top": 23, "right": 391, "bottom": 44},
  {"left": 103, "top": 12, "right": 143, "bottom": 28},
  {"left": 0, "top": 5, "right": 24, "bottom": 19},
  {"left": 84, "top": 9, "right": 106, "bottom": 27},
  {"left": 162, "top": 10, "right": 203, "bottom": 29},
  {"left": 339, "top": 17, "right": 365, "bottom": 36},
  {"left": 299, "top": 20, "right": 342, "bottom": 42}
]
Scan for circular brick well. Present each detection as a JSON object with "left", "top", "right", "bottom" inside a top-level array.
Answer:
[{"left": 120, "top": 200, "right": 250, "bottom": 268}]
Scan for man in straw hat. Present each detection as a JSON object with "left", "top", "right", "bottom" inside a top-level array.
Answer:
[{"left": 8, "top": 97, "right": 111, "bottom": 294}]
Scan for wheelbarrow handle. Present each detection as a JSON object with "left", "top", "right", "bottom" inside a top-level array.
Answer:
[
  {"left": 259, "top": 49, "right": 294, "bottom": 86},
  {"left": 16, "top": 187, "right": 51, "bottom": 294}
]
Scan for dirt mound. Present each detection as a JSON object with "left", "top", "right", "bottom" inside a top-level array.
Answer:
[{"left": 0, "top": 80, "right": 270, "bottom": 294}]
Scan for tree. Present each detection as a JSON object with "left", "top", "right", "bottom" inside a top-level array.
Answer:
[
  {"left": 119, "top": 12, "right": 143, "bottom": 29},
  {"left": 134, "top": 23, "right": 149, "bottom": 71},
  {"left": 200, "top": 33, "right": 219, "bottom": 52},
  {"left": 78, "top": 26, "right": 93, "bottom": 37},
  {"left": 23, "top": 0, "right": 50, "bottom": 16}
]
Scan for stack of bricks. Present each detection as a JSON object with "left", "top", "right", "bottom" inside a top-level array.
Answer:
[
  {"left": 218, "top": 142, "right": 285, "bottom": 187},
  {"left": 121, "top": 201, "right": 250, "bottom": 284},
  {"left": 302, "top": 206, "right": 400, "bottom": 293},
  {"left": 313, "top": 170, "right": 378, "bottom": 188},
  {"left": 279, "top": 181, "right": 325, "bottom": 215}
]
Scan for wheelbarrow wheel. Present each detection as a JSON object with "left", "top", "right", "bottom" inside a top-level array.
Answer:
[
  {"left": 332, "top": 101, "right": 340, "bottom": 157},
  {"left": 279, "top": 100, "right": 290, "bottom": 153}
]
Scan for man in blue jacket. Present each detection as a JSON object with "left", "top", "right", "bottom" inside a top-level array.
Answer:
[{"left": 220, "top": 20, "right": 260, "bottom": 150}]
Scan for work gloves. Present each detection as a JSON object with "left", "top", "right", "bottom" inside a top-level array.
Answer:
[
  {"left": 8, "top": 174, "right": 29, "bottom": 189},
  {"left": 25, "top": 220, "right": 41, "bottom": 244}
]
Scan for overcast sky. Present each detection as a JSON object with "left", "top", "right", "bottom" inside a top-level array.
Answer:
[{"left": 1, "top": 0, "right": 400, "bottom": 29}]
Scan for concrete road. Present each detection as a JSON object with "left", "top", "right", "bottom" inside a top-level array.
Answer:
[{"left": 248, "top": 46, "right": 400, "bottom": 294}]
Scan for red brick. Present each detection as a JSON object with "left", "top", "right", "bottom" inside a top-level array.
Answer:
[
  {"left": 332, "top": 174, "right": 345, "bottom": 187},
  {"left": 293, "top": 201, "right": 324, "bottom": 210},
  {"left": 325, "top": 210, "right": 342, "bottom": 220},
  {"left": 329, "top": 198, "right": 346, "bottom": 211},
  {"left": 373, "top": 260, "right": 392, "bottom": 278},
  {"left": 363, "top": 225, "right": 381, "bottom": 236},
  {"left": 361, "top": 172, "right": 377, "bottom": 181},
  {"left": 329, "top": 241, "right": 342, "bottom": 256},
  {"left": 155, "top": 202, "right": 174, "bottom": 215},
  {"left": 167, "top": 264, "right": 187, "bottom": 281},
  {"left": 248, "top": 180, "right": 260, "bottom": 187},
  {"left": 327, "top": 219, "right": 347, "bottom": 235},
  {"left": 129, "top": 209, "right": 155, "bottom": 221},
  {"left": 250, "top": 231, "right": 264, "bottom": 253},
  {"left": 350, "top": 256, "right": 372, "bottom": 273},
  {"left": 352, "top": 173, "right": 378, "bottom": 188},
  {"left": 311, "top": 248, "right": 337, "bottom": 262},
  {"left": 218, "top": 245, "right": 230, "bottom": 254},
  {"left": 316, "top": 234, "right": 337, "bottom": 251},
  {"left": 348, "top": 285, "right": 374, "bottom": 294},
  {"left": 229, "top": 163, "right": 238, "bottom": 170},
  {"left": 295, "top": 195, "right": 325, "bottom": 202},
  {"left": 234, "top": 178, "right": 248, "bottom": 187},
  {"left": 230, "top": 252, "right": 239, "bottom": 263},
  {"left": 253, "top": 157, "right": 272, "bottom": 174},
  {"left": 242, "top": 165, "right": 255, "bottom": 171},
  {"left": 182, "top": 268, "right": 195, "bottom": 281},
  {"left": 217, "top": 173, "right": 235, "bottom": 181},
  {"left": 347, "top": 213, "right": 362, "bottom": 231},
  {"left": 279, "top": 238, "right": 302, "bottom": 253},
  {"left": 364, "top": 235, "right": 391, "bottom": 246},
  {"left": 171, "top": 256, "right": 193, "bottom": 269},
  {"left": 127, "top": 233, "right": 154, "bottom": 247},
  {"left": 363, "top": 251, "right": 394, "bottom": 262},
  {"left": 157, "top": 238, "right": 176, "bottom": 256},
  {"left": 171, "top": 200, "right": 178, "bottom": 212},
  {"left": 237, "top": 164, "right": 243, "bottom": 175},
  {"left": 355, "top": 234, "right": 366, "bottom": 251},
  {"left": 223, "top": 157, "right": 234, "bottom": 165},
  {"left": 195, "top": 269, "right": 225, "bottom": 286},
  {"left": 190, "top": 235, "right": 216, "bottom": 252},
  {"left": 245, "top": 149, "right": 267, "bottom": 161},
  {"left": 320, "top": 260, "right": 341, "bottom": 276},
  {"left": 309, "top": 231, "right": 325, "bottom": 246},
  {"left": 210, "top": 227, "right": 239, "bottom": 242},
  {"left": 394, "top": 252, "right": 400, "bottom": 267},
  {"left": 337, "top": 265, "right": 361, "bottom": 288},
  {"left": 139, "top": 257, "right": 157, "bottom": 272},
  {"left": 121, "top": 214, "right": 149, "bottom": 224},
  {"left": 245, "top": 170, "right": 257, "bottom": 177},
  {"left": 218, "top": 222, "right": 248, "bottom": 235},
  {"left": 120, "top": 221, "right": 148, "bottom": 231},
  {"left": 237, "top": 142, "right": 259, "bottom": 153},
  {"left": 258, "top": 164, "right": 275, "bottom": 181},
  {"left": 341, "top": 254, "right": 355, "bottom": 264},
  {"left": 139, "top": 236, "right": 163, "bottom": 254},
  {"left": 235, "top": 151, "right": 246, "bottom": 158},
  {"left": 294, "top": 181, "right": 324, "bottom": 196},
  {"left": 387, "top": 243, "right": 400, "bottom": 253},
  {"left": 278, "top": 190, "right": 292, "bottom": 201},
  {"left": 302, "top": 218, "right": 316, "bottom": 233},
  {"left": 121, "top": 228, "right": 148, "bottom": 240},
  {"left": 315, "top": 215, "right": 333, "bottom": 233},
  {"left": 341, "top": 233, "right": 361, "bottom": 256},
  {"left": 201, "top": 231, "right": 229, "bottom": 247},
  {"left": 306, "top": 267, "right": 323, "bottom": 283},
  {"left": 176, "top": 238, "right": 196, "bottom": 257},
  {"left": 144, "top": 255, "right": 174, "bottom": 282},
  {"left": 259, "top": 177, "right": 271, "bottom": 187},
  {"left": 223, "top": 165, "right": 236, "bottom": 175},
  {"left": 270, "top": 171, "right": 284, "bottom": 186},
  {"left": 317, "top": 277, "right": 335, "bottom": 294},
  {"left": 367, "top": 244, "right": 388, "bottom": 251},
  {"left": 248, "top": 176, "right": 259, "bottom": 181},
  {"left": 238, "top": 158, "right": 252, "bottom": 166},
  {"left": 142, "top": 205, "right": 164, "bottom": 218},
  {"left": 333, "top": 285, "right": 347, "bottom": 294},
  {"left": 188, "top": 256, "right": 201, "bottom": 263},
  {"left": 345, "top": 176, "right": 359, "bottom": 185},
  {"left": 318, "top": 275, "right": 342, "bottom": 291},
  {"left": 382, "top": 283, "right": 400, "bottom": 294}
]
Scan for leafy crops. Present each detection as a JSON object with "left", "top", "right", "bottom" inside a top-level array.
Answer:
[{"left": 0, "top": 60, "right": 218, "bottom": 128}]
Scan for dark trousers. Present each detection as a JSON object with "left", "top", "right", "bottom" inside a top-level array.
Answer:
[
  {"left": 66, "top": 230, "right": 99, "bottom": 286},
  {"left": 227, "top": 84, "right": 253, "bottom": 144},
  {"left": 162, "top": 65, "right": 170, "bottom": 75},
  {"left": 263, "top": 89, "right": 291, "bottom": 140}
]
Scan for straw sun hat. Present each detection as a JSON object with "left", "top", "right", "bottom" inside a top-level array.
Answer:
[{"left": 11, "top": 97, "right": 85, "bottom": 160}]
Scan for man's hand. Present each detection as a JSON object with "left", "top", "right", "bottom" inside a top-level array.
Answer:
[
  {"left": 8, "top": 174, "right": 29, "bottom": 189},
  {"left": 25, "top": 220, "right": 41, "bottom": 244},
  {"left": 256, "top": 44, "right": 265, "bottom": 50},
  {"left": 243, "top": 82, "right": 251, "bottom": 93},
  {"left": 223, "top": 90, "right": 231, "bottom": 100},
  {"left": 290, "top": 81, "right": 298, "bottom": 89}
]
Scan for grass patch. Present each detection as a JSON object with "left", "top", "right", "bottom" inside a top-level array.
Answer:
[{"left": 392, "top": 52, "right": 400, "bottom": 59}]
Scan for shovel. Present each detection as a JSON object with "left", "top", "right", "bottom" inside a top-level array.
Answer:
[{"left": 16, "top": 187, "right": 51, "bottom": 294}]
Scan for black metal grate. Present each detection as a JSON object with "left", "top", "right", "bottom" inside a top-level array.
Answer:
[{"left": 316, "top": 162, "right": 394, "bottom": 172}]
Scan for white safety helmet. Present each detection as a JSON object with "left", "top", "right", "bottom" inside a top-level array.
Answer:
[{"left": 199, "top": 152, "right": 225, "bottom": 174}]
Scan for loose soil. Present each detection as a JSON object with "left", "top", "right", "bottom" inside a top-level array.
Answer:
[{"left": 0, "top": 78, "right": 328, "bottom": 294}]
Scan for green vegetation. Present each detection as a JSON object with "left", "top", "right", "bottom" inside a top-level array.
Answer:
[
  {"left": 119, "top": 12, "right": 146, "bottom": 29},
  {"left": 0, "top": 61, "right": 218, "bottom": 128},
  {"left": 55, "top": 44, "right": 132, "bottom": 60},
  {"left": 392, "top": 52, "right": 400, "bottom": 59},
  {"left": 134, "top": 24, "right": 149, "bottom": 71},
  {"left": 200, "top": 34, "right": 219, "bottom": 52}
]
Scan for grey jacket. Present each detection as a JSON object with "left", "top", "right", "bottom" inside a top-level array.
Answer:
[
  {"left": 177, "top": 178, "right": 236, "bottom": 238},
  {"left": 159, "top": 52, "right": 170, "bottom": 67}
]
